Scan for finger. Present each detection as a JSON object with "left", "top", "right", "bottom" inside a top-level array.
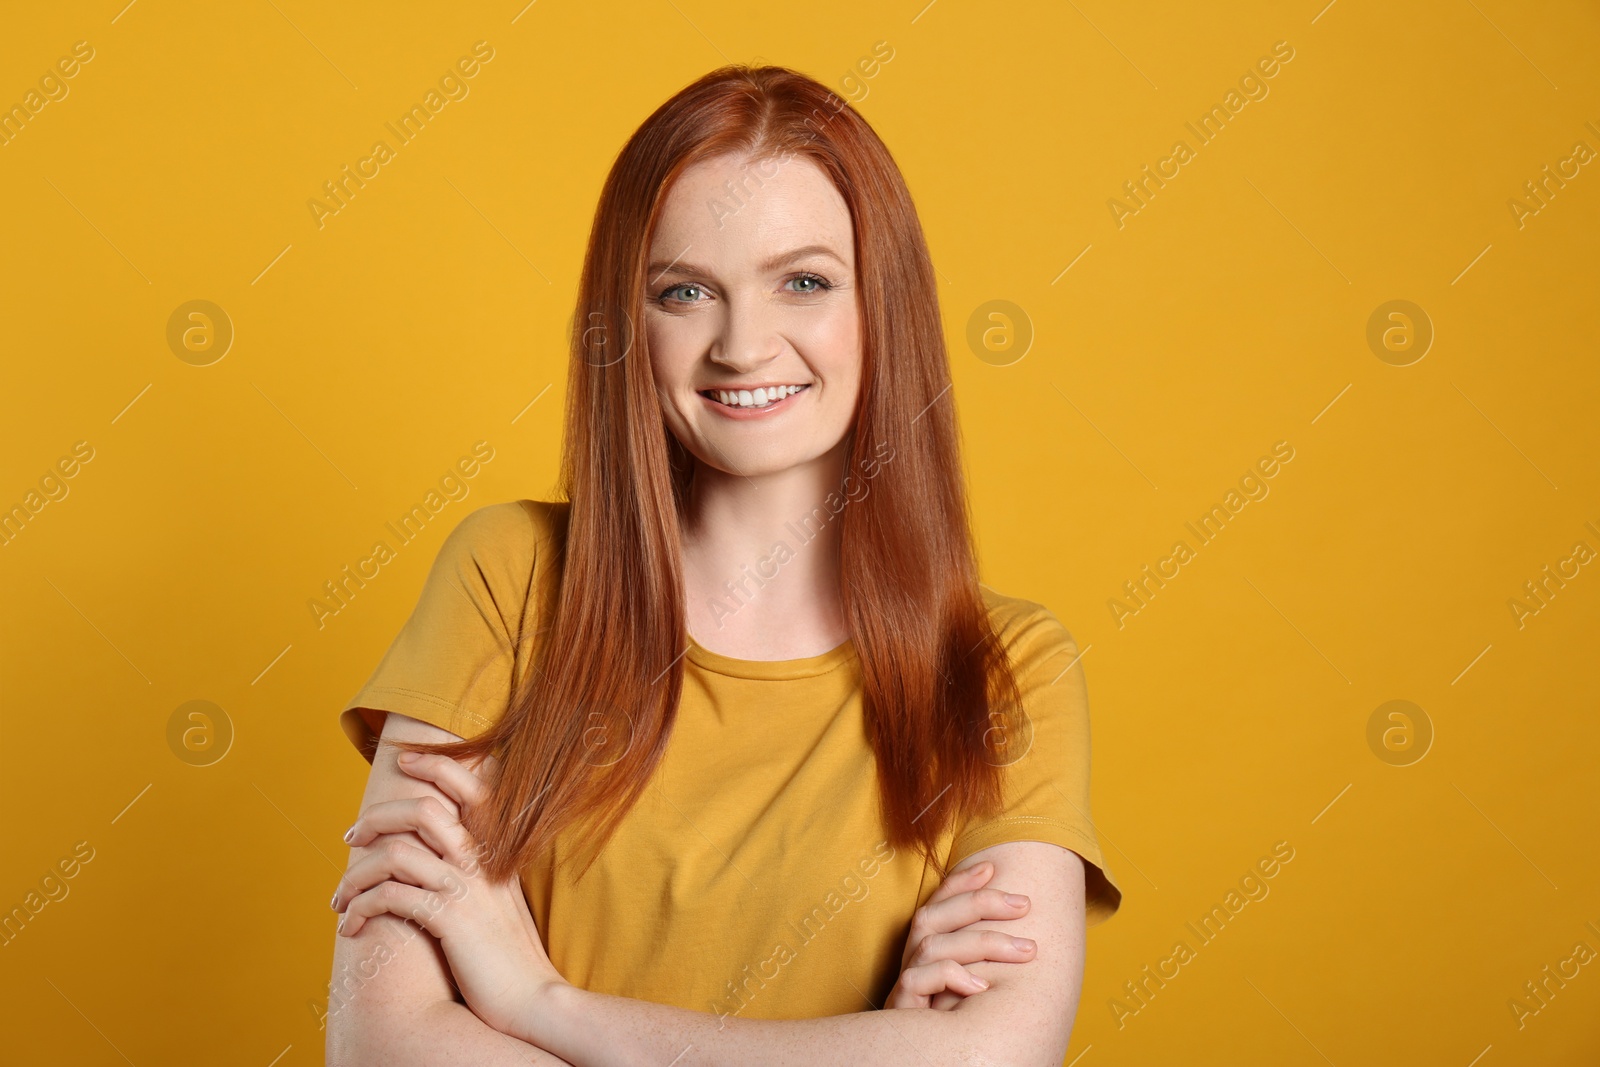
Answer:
[
  {"left": 333, "top": 838, "right": 459, "bottom": 913},
  {"left": 915, "top": 885, "right": 1030, "bottom": 936},
  {"left": 895, "top": 959, "right": 990, "bottom": 999},
  {"left": 345, "top": 797, "right": 473, "bottom": 863},
  {"left": 884, "top": 979, "right": 932, "bottom": 1012},
  {"left": 903, "top": 868, "right": 1009, "bottom": 964},
  {"left": 339, "top": 878, "right": 463, "bottom": 939},
  {"left": 930, "top": 990, "right": 963, "bottom": 1011},
  {"left": 344, "top": 796, "right": 476, "bottom": 865},
  {"left": 395, "top": 751, "right": 492, "bottom": 810},
  {"left": 924, "top": 861, "right": 994, "bottom": 908},
  {"left": 907, "top": 928, "right": 1038, "bottom": 968},
  {"left": 372, "top": 750, "right": 464, "bottom": 824}
]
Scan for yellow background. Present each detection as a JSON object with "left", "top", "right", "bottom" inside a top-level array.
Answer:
[{"left": 3, "top": 1, "right": 1597, "bottom": 1063}]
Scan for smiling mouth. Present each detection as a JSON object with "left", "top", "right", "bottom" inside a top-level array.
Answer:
[{"left": 699, "top": 384, "right": 810, "bottom": 409}]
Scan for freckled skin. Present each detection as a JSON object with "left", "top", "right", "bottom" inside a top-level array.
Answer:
[
  {"left": 646, "top": 151, "right": 866, "bottom": 660},
  {"left": 645, "top": 151, "right": 863, "bottom": 480}
]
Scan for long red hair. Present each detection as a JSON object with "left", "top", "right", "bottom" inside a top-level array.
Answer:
[{"left": 397, "top": 63, "right": 1025, "bottom": 883}]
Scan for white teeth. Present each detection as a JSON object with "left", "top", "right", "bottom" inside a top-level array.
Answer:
[{"left": 709, "top": 385, "right": 806, "bottom": 408}]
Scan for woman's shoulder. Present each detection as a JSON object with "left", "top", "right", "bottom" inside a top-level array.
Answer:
[
  {"left": 426, "top": 499, "right": 570, "bottom": 620},
  {"left": 441, "top": 498, "right": 570, "bottom": 566},
  {"left": 978, "top": 584, "right": 1082, "bottom": 669}
]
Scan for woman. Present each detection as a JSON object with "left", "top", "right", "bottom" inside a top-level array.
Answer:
[{"left": 327, "top": 63, "right": 1121, "bottom": 1065}]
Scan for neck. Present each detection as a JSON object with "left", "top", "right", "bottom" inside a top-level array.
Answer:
[{"left": 679, "top": 444, "right": 851, "bottom": 659}]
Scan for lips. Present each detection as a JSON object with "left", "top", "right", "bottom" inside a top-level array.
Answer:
[
  {"left": 698, "top": 383, "right": 810, "bottom": 418},
  {"left": 699, "top": 384, "right": 811, "bottom": 410}
]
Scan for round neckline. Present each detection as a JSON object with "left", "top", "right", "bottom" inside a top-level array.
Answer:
[{"left": 685, "top": 634, "right": 858, "bottom": 680}]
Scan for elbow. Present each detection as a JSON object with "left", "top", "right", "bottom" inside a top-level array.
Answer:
[
  {"left": 990, "top": 1038, "right": 1072, "bottom": 1067},
  {"left": 979, "top": 1035, "right": 1073, "bottom": 1067},
  {"left": 328, "top": 1000, "right": 456, "bottom": 1067},
  {"left": 324, "top": 1000, "right": 378, "bottom": 1067},
  {"left": 947, "top": 997, "right": 1074, "bottom": 1067},
  {"left": 323, "top": 966, "right": 454, "bottom": 1062},
  {"left": 1006, "top": 1019, "right": 1075, "bottom": 1067},
  {"left": 323, "top": 972, "right": 382, "bottom": 1067},
  {"left": 326, "top": 927, "right": 457, "bottom": 1067}
]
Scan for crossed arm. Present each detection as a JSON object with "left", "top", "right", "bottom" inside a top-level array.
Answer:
[
  {"left": 327, "top": 712, "right": 1088, "bottom": 1067},
  {"left": 325, "top": 711, "right": 573, "bottom": 1066}
]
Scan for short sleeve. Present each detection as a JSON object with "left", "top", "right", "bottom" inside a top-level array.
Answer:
[
  {"left": 947, "top": 601, "right": 1124, "bottom": 926},
  {"left": 337, "top": 500, "right": 555, "bottom": 763}
]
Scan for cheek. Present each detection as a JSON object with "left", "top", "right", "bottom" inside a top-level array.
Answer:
[
  {"left": 806, "top": 306, "right": 863, "bottom": 388},
  {"left": 645, "top": 320, "right": 695, "bottom": 390}
]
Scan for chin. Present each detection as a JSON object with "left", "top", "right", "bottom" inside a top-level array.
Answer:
[{"left": 695, "top": 443, "right": 826, "bottom": 479}]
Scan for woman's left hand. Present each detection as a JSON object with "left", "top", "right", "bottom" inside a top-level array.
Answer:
[{"left": 332, "top": 749, "right": 568, "bottom": 1037}]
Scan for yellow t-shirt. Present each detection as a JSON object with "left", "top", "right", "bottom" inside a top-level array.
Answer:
[{"left": 339, "top": 499, "right": 1122, "bottom": 1021}]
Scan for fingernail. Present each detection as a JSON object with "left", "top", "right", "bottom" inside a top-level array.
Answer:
[
  {"left": 337, "top": 914, "right": 348, "bottom": 935},
  {"left": 329, "top": 892, "right": 338, "bottom": 910},
  {"left": 1004, "top": 893, "right": 1028, "bottom": 906},
  {"left": 398, "top": 751, "right": 419, "bottom": 762},
  {"left": 1012, "top": 937, "right": 1035, "bottom": 951},
  {"left": 973, "top": 976, "right": 990, "bottom": 990},
  {"left": 342, "top": 826, "right": 356, "bottom": 844}
]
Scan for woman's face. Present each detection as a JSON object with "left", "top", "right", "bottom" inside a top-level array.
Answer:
[{"left": 644, "top": 152, "right": 862, "bottom": 480}]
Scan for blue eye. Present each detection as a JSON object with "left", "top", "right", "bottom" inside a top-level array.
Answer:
[
  {"left": 787, "top": 273, "right": 833, "bottom": 294},
  {"left": 654, "top": 272, "right": 834, "bottom": 306},
  {"left": 658, "top": 283, "right": 705, "bottom": 304}
]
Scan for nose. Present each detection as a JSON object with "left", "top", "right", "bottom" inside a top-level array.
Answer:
[{"left": 707, "top": 297, "right": 784, "bottom": 374}]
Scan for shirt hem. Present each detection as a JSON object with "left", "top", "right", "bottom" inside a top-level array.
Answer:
[
  {"left": 948, "top": 815, "right": 1124, "bottom": 927},
  {"left": 339, "top": 687, "right": 497, "bottom": 763}
]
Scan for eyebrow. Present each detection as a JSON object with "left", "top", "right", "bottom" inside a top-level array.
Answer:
[{"left": 646, "top": 243, "right": 848, "bottom": 283}]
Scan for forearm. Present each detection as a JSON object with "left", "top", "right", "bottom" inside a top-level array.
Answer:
[
  {"left": 325, "top": 913, "right": 575, "bottom": 1067},
  {"left": 331, "top": 1000, "right": 576, "bottom": 1066},
  {"left": 515, "top": 984, "right": 1019, "bottom": 1067},
  {"left": 426, "top": 1001, "right": 579, "bottom": 1066}
]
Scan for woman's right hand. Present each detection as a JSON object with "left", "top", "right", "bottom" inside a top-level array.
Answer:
[{"left": 885, "top": 860, "right": 1037, "bottom": 1010}]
